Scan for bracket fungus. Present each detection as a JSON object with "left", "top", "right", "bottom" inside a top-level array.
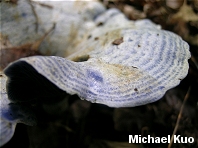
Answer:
[
  {"left": 4, "top": 27, "right": 190, "bottom": 107},
  {"left": 3, "top": 15, "right": 191, "bottom": 108},
  {"left": 0, "top": 0, "right": 191, "bottom": 146}
]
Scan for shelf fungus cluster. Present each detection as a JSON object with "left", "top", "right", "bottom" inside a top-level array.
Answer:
[{"left": 0, "top": 0, "right": 190, "bottom": 147}]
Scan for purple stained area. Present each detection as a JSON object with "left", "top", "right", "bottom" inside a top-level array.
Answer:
[
  {"left": 86, "top": 70, "right": 104, "bottom": 95},
  {"left": 87, "top": 70, "right": 103, "bottom": 83},
  {"left": 1, "top": 104, "right": 19, "bottom": 121},
  {"left": 21, "top": 12, "right": 27, "bottom": 18}
]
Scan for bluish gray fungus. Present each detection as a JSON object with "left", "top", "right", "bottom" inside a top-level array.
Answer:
[
  {"left": 4, "top": 61, "right": 67, "bottom": 103},
  {"left": 0, "top": 0, "right": 191, "bottom": 147}
]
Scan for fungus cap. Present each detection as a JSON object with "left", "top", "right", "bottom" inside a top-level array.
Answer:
[{"left": 4, "top": 21, "right": 190, "bottom": 107}]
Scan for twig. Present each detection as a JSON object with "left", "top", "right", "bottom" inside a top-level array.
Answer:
[
  {"left": 31, "top": 23, "right": 56, "bottom": 51},
  {"left": 168, "top": 86, "right": 191, "bottom": 148},
  {"left": 31, "top": 1, "right": 53, "bottom": 9},
  {"left": 28, "top": 0, "right": 39, "bottom": 33}
]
